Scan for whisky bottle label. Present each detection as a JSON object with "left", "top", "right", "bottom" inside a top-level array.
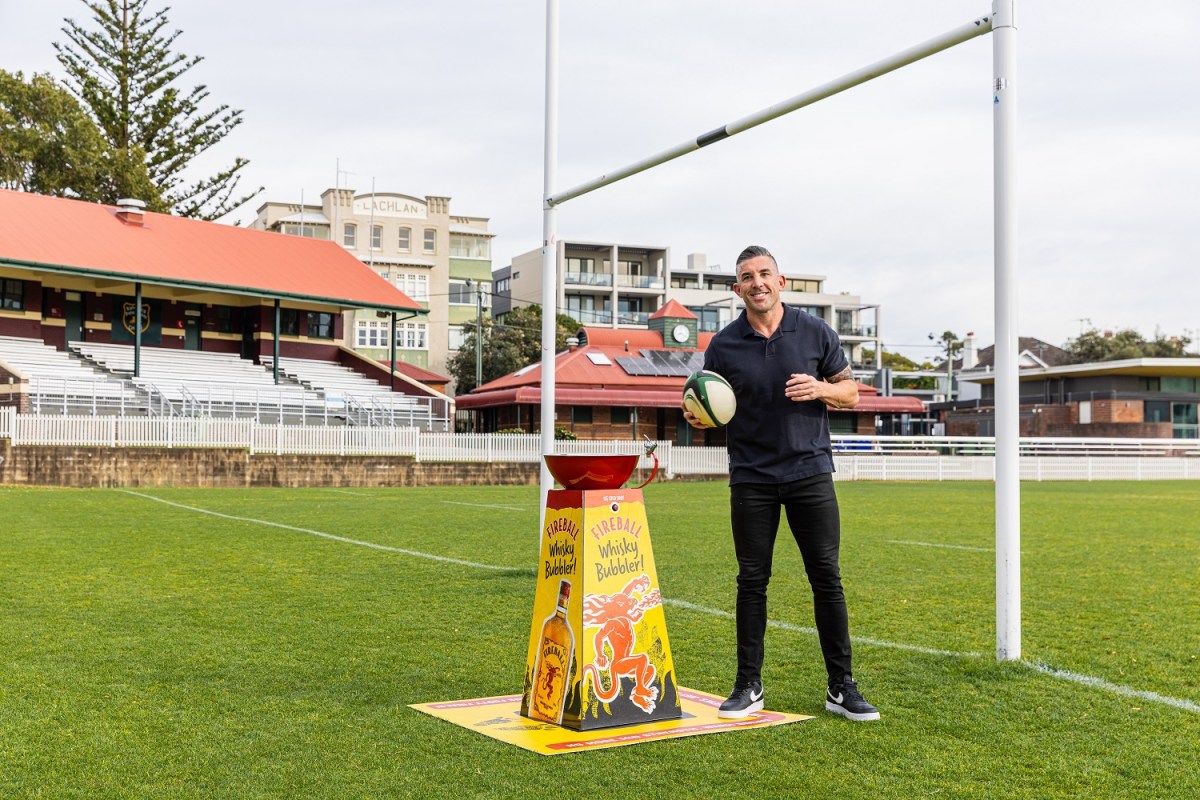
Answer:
[{"left": 532, "top": 637, "right": 570, "bottom": 721}]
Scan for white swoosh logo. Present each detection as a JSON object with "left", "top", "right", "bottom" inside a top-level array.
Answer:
[
  {"left": 750, "top": 687, "right": 763, "bottom": 702},
  {"left": 829, "top": 691, "right": 843, "bottom": 704}
]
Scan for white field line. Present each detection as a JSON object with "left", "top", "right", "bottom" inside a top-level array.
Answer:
[
  {"left": 664, "top": 598, "right": 983, "bottom": 659},
  {"left": 328, "top": 489, "right": 371, "bottom": 496},
  {"left": 119, "top": 490, "right": 1198, "bottom": 716},
  {"left": 1025, "top": 662, "right": 1200, "bottom": 714},
  {"left": 120, "top": 490, "right": 511, "bottom": 572},
  {"left": 441, "top": 500, "right": 530, "bottom": 511},
  {"left": 888, "top": 540, "right": 992, "bottom": 552}
]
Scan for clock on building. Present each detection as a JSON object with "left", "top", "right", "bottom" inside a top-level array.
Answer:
[{"left": 672, "top": 323, "right": 690, "bottom": 343}]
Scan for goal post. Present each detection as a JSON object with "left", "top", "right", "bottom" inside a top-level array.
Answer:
[{"left": 539, "top": 0, "right": 1021, "bottom": 661}]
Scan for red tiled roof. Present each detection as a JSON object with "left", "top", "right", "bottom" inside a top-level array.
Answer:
[
  {"left": 0, "top": 190, "right": 422, "bottom": 312},
  {"left": 649, "top": 299, "right": 696, "bottom": 320},
  {"left": 387, "top": 360, "right": 450, "bottom": 383}
]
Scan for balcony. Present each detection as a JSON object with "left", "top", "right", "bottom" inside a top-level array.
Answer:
[
  {"left": 567, "top": 308, "right": 613, "bottom": 325},
  {"left": 837, "top": 324, "right": 877, "bottom": 338},
  {"left": 564, "top": 271, "right": 612, "bottom": 287},
  {"left": 616, "top": 275, "right": 664, "bottom": 289}
]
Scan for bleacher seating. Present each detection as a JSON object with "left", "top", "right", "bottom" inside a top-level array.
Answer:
[
  {"left": 2, "top": 338, "right": 446, "bottom": 428},
  {"left": 71, "top": 341, "right": 327, "bottom": 423},
  {"left": 264, "top": 356, "right": 443, "bottom": 428},
  {"left": 0, "top": 336, "right": 142, "bottom": 414}
]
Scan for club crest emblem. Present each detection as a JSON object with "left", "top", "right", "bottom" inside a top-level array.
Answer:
[{"left": 122, "top": 302, "right": 150, "bottom": 335}]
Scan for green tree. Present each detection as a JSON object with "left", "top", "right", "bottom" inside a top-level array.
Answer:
[
  {"left": 0, "top": 69, "right": 158, "bottom": 203},
  {"left": 54, "top": 0, "right": 259, "bottom": 218},
  {"left": 448, "top": 304, "right": 581, "bottom": 394},
  {"left": 860, "top": 347, "right": 938, "bottom": 390},
  {"left": 1064, "top": 327, "right": 1193, "bottom": 362}
]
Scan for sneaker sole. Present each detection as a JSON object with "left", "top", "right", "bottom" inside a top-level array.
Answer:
[
  {"left": 717, "top": 699, "right": 764, "bottom": 719},
  {"left": 825, "top": 701, "right": 880, "bottom": 722}
]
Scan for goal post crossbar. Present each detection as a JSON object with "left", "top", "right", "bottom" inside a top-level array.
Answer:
[{"left": 546, "top": 13, "right": 994, "bottom": 209}]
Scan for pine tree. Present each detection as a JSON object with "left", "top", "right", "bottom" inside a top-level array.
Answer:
[
  {"left": 53, "top": 0, "right": 260, "bottom": 219},
  {"left": 0, "top": 69, "right": 158, "bottom": 204}
]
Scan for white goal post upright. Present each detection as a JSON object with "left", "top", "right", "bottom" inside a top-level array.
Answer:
[
  {"left": 540, "top": 1, "right": 1020, "bottom": 660},
  {"left": 539, "top": 0, "right": 560, "bottom": 519},
  {"left": 992, "top": 0, "right": 1021, "bottom": 661}
]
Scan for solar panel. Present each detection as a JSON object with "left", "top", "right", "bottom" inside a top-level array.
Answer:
[
  {"left": 617, "top": 350, "right": 705, "bottom": 377},
  {"left": 635, "top": 349, "right": 703, "bottom": 377}
]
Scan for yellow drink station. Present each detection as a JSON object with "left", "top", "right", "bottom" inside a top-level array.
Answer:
[{"left": 520, "top": 451, "right": 682, "bottom": 731}]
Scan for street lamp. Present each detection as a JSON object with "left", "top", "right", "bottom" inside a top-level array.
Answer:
[{"left": 465, "top": 279, "right": 483, "bottom": 389}]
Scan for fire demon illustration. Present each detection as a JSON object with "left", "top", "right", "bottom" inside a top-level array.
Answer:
[{"left": 580, "top": 574, "right": 663, "bottom": 713}]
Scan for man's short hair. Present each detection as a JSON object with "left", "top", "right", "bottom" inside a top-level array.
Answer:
[{"left": 736, "top": 245, "right": 777, "bottom": 268}]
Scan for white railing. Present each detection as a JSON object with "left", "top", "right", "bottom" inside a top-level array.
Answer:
[{"left": 1, "top": 418, "right": 1197, "bottom": 480}]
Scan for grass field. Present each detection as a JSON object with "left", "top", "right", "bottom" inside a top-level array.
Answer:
[{"left": 1, "top": 481, "right": 1197, "bottom": 799}]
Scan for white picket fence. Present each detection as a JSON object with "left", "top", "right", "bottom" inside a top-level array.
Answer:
[{"left": 1, "top": 406, "right": 1197, "bottom": 479}]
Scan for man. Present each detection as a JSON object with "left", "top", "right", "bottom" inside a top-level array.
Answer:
[{"left": 683, "top": 245, "right": 879, "bottom": 722}]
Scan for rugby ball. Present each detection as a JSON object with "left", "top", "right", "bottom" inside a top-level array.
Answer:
[{"left": 682, "top": 370, "right": 736, "bottom": 428}]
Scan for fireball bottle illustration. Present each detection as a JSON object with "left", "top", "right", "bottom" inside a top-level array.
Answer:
[{"left": 529, "top": 579, "right": 574, "bottom": 723}]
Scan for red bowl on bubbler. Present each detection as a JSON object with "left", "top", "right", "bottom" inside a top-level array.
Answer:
[{"left": 543, "top": 453, "right": 641, "bottom": 491}]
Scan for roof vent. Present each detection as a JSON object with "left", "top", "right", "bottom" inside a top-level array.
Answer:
[
  {"left": 115, "top": 198, "right": 146, "bottom": 226},
  {"left": 566, "top": 336, "right": 580, "bottom": 351}
]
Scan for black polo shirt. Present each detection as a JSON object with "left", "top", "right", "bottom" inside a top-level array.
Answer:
[{"left": 704, "top": 305, "right": 849, "bottom": 485}]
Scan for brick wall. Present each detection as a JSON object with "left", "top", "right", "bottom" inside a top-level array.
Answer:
[
  {"left": 0, "top": 442, "right": 542, "bottom": 488},
  {"left": 1091, "top": 399, "right": 1144, "bottom": 424}
]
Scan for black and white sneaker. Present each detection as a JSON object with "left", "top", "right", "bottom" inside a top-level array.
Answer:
[
  {"left": 718, "top": 681, "right": 764, "bottom": 719},
  {"left": 825, "top": 675, "right": 880, "bottom": 722}
]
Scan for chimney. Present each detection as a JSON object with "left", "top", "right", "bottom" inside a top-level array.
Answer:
[
  {"left": 962, "top": 331, "right": 979, "bottom": 369},
  {"left": 115, "top": 198, "right": 146, "bottom": 226}
]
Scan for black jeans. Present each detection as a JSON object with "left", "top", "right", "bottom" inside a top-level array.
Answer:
[{"left": 729, "top": 472, "right": 852, "bottom": 685}]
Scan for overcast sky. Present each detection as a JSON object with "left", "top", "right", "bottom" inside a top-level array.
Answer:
[{"left": 3, "top": 1, "right": 1198, "bottom": 362}]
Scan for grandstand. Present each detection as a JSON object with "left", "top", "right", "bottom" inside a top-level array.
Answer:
[{"left": 0, "top": 190, "right": 453, "bottom": 430}]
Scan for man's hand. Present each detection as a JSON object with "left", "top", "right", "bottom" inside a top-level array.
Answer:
[
  {"left": 785, "top": 367, "right": 859, "bottom": 409},
  {"left": 681, "top": 402, "right": 712, "bottom": 429}
]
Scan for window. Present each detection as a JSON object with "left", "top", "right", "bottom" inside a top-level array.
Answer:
[
  {"left": 398, "top": 227, "right": 411, "bottom": 252},
  {"left": 356, "top": 319, "right": 387, "bottom": 349},
  {"left": 370, "top": 224, "right": 382, "bottom": 250},
  {"left": 572, "top": 406, "right": 593, "bottom": 425},
  {"left": 610, "top": 406, "right": 631, "bottom": 425},
  {"left": 785, "top": 278, "right": 821, "bottom": 293},
  {"left": 1173, "top": 402, "right": 1199, "bottom": 438},
  {"left": 688, "top": 306, "right": 722, "bottom": 333},
  {"left": 423, "top": 228, "right": 437, "bottom": 254},
  {"left": 306, "top": 312, "right": 334, "bottom": 339},
  {"left": 280, "top": 223, "right": 328, "bottom": 239},
  {"left": 450, "top": 234, "right": 490, "bottom": 259},
  {"left": 797, "top": 305, "right": 824, "bottom": 319},
  {"left": 495, "top": 277, "right": 510, "bottom": 294},
  {"left": 216, "top": 306, "right": 238, "bottom": 333},
  {"left": 393, "top": 272, "right": 428, "bottom": 301},
  {"left": 398, "top": 321, "right": 427, "bottom": 349},
  {"left": 2, "top": 278, "right": 25, "bottom": 310},
  {"left": 448, "top": 280, "right": 475, "bottom": 305},
  {"left": 1162, "top": 377, "right": 1199, "bottom": 393},
  {"left": 343, "top": 223, "right": 357, "bottom": 248},
  {"left": 356, "top": 319, "right": 427, "bottom": 350},
  {"left": 448, "top": 325, "right": 466, "bottom": 351},
  {"left": 279, "top": 309, "right": 300, "bottom": 335}
]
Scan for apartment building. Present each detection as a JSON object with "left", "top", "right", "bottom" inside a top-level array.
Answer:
[
  {"left": 497, "top": 245, "right": 881, "bottom": 371},
  {"left": 253, "top": 189, "right": 493, "bottom": 381}
]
